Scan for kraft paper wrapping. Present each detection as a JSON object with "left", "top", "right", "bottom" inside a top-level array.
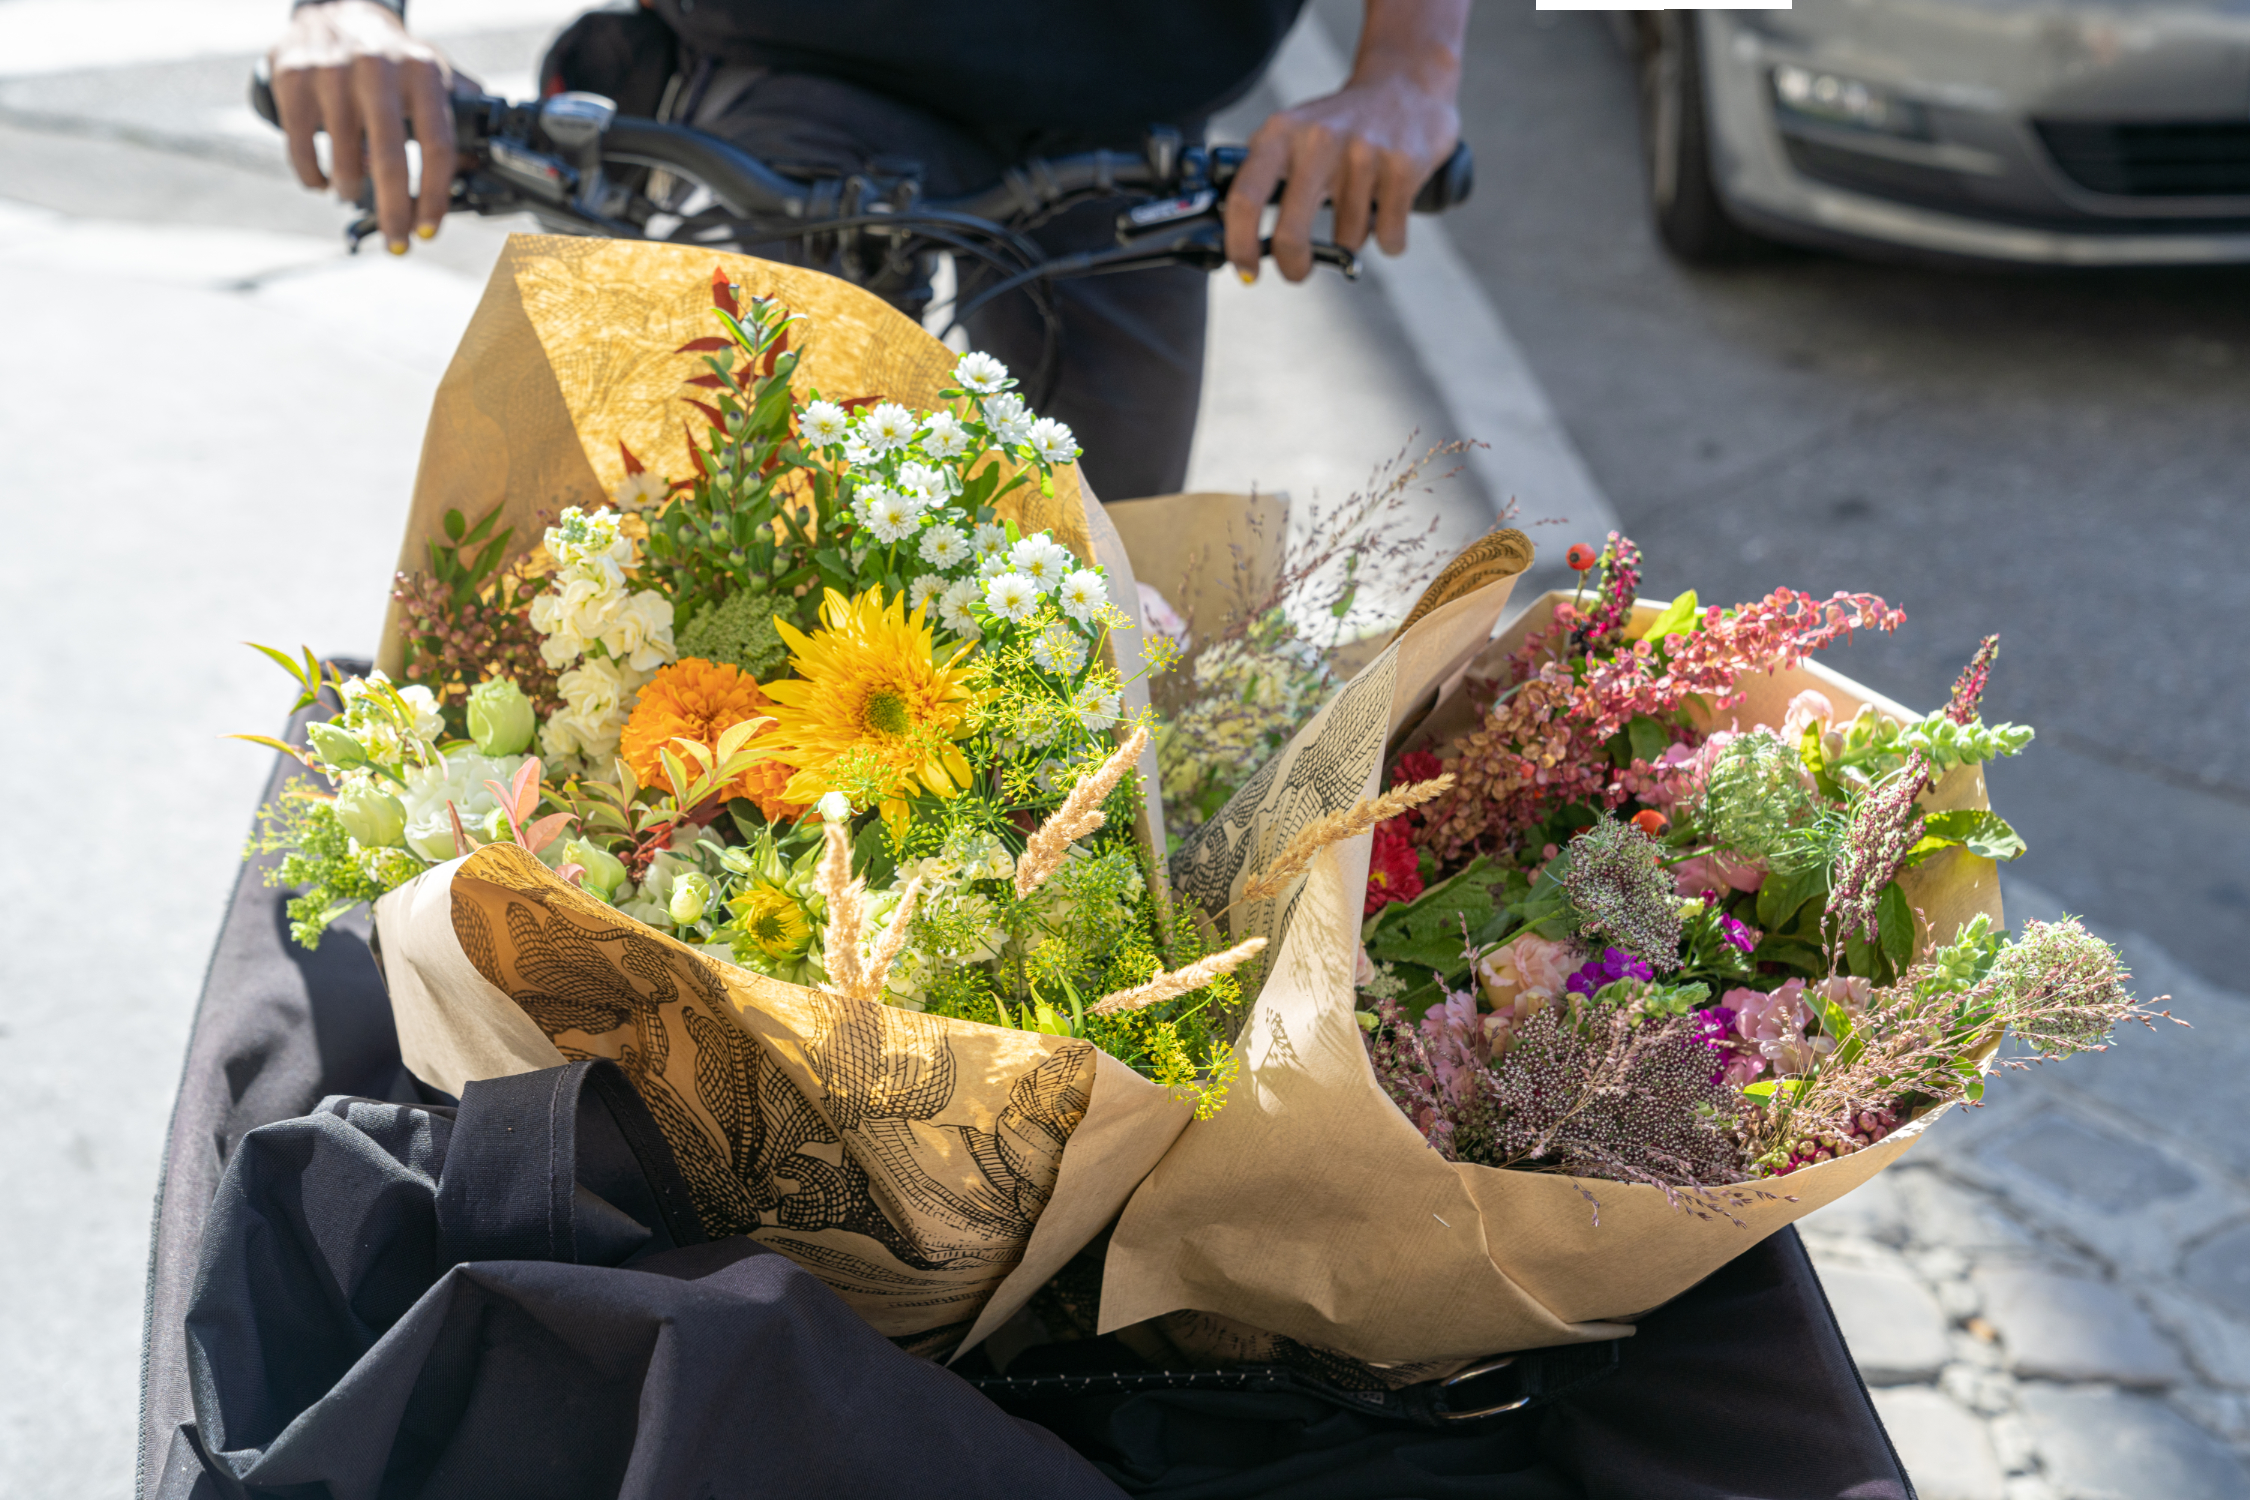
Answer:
[
  {"left": 366, "top": 239, "right": 1197, "bottom": 1347},
  {"left": 375, "top": 233, "right": 1094, "bottom": 677},
  {"left": 375, "top": 843, "right": 1191, "bottom": 1349},
  {"left": 1106, "top": 587, "right": 2006, "bottom": 1364}
]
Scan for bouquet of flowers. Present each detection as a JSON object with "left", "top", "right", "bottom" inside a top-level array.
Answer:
[
  {"left": 236, "top": 239, "right": 1267, "bottom": 1351},
  {"left": 1103, "top": 534, "right": 2172, "bottom": 1368}
]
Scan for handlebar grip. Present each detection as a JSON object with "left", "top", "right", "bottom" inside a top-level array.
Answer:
[{"left": 1413, "top": 140, "right": 1474, "bottom": 214}]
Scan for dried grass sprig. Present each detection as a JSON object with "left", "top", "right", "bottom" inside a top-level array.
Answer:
[
  {"left": 1090, "top": 936, "right": 1268, "bottom": 1017},
  {"left": 1233, "top": 774, "right": 1454, "bottom": 908},
  {"left": 816, "top": 816, "right": 869, "bottom": 1001},
  {"left": 861, "top": 875, "right": 925, "bottom": 1003},
  {"left": 1016, "top": 726, "right": 1149, "bottom": 898}
]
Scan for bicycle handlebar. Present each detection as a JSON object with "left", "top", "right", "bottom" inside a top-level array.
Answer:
[{"left": 248, "top": 69, "right": 1472, "bottom": 234}]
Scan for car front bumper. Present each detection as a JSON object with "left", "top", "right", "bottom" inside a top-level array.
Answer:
[{"left": 1699, "top": 3, "right": 2250, "bottom": 267}]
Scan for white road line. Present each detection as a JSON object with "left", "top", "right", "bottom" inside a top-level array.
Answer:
[{"left": 1261, "top": 15, "right": 1623, "bottom": 560}]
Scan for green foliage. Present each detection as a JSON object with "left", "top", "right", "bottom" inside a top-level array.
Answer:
[
  {"left": 1361, "top": 857, "right": 1512, "bottom": 1008},
  {"left": 675, "top": 585, "right": 794, "bottom": 679},
  {"left": 1906, "top": 808, "right": 2026, "bottom": 866},
  {"left": 1825, "top": 704, "right": 2035, "bottom": 783},
  {"left": 247, "top": 794, "right": 421, "bottom": 948}
]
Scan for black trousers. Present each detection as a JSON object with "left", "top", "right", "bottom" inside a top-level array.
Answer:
[{"left": 543, "top": 11, "right": 1209, "bottom": 502}]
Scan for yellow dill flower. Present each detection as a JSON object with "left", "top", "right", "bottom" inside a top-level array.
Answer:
[{"left": 760, "top": 585, "right": 979, "bottom": 827}]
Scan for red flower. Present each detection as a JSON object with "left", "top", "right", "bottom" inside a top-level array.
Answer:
[
  {"left": 1365, "top": 818, "right": 1425, "bottom": 916},
  {"left": 1391, "top": 750, "right": 1445, "bottom": 789}
]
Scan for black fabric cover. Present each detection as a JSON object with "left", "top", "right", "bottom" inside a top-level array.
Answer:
[
  {"left": 142, "top": 706, "right": 1916, "bottom": 1499},
  {"left": 175, "top": 1060, "right": 1112, "bottom": 1500}
]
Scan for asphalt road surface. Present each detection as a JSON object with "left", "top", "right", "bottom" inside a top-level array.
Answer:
[{"left": 1434, "top": 2, "right": 2250, "bottom": 994}]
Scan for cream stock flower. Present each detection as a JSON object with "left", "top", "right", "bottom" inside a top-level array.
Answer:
[{"left": 599, "top": 589, "right": 678, "bottom": 672}]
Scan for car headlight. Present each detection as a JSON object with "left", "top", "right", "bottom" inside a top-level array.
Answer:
[{"left": 1771, "top": 64, "right": 1930, "bottom": 140}]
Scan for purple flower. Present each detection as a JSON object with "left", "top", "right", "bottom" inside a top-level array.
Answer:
[
  {"left": 1693, "top": 1004, "right": 1739, "bottom": 1084},
  {"left": 1566, "top": 946, "right": 1654, "bottom": 996},
  {"left": 1719, "top": 914, "right": 1757, "bottom": 955}
]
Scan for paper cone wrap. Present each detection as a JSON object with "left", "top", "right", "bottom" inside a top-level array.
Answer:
[
  {"left": 1105, "top": 586, "right": 2005, "bottom": 1364},
  {"left": 365, "top": 238, "right": 1197, "bottom": 1346}
]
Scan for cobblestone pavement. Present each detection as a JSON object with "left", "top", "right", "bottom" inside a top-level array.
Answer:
[{"left": 1800, "top": 873, "right": 2250, "bottom": 1499}]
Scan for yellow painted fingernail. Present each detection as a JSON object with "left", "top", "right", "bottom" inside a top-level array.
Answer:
[
  {"left": 387, "top": 240, "right": 407, "bottom": 256},
  {"left": 415, "top": 223, "right": 436, "bottom": 240},
  {"left": 1236, "top": 267, "right": 1257, "bottom": 285}
]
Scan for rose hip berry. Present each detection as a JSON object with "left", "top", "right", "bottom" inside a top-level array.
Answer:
[{"left": 1566, "top": 543, "right": 1599, "bottom": 572}]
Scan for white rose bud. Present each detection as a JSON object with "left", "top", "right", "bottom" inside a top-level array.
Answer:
[{"left": 669, "top": 871, "right": 714, "bottom": 926}]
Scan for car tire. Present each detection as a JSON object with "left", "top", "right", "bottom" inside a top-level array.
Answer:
[{"left": 1637, "top": 14, "right": 1764, "bottom": 264}]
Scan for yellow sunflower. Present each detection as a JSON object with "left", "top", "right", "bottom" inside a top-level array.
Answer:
[{"left": 759, "top": 585, "right": 979, "bottom": 827}]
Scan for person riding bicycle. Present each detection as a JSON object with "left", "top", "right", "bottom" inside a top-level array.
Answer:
[{"left": 267, "top": 0, "right": 1469, "bottom": 501}]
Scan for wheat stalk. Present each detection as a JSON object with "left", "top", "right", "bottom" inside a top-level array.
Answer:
[
  {"left": 815, "top": 816, "right": 869, "bottom": 1001},
  {"left": 860, "top": 875, "right": 925, "bottom": 1004},
  {"left": 1089, "top": 937, "right": 1268, "bottom": 1017},
  {"left": 1231, "top": 773, "right": 1454, "bottom": 908},
  {"left": 1015, "top": 725, "right": 1150, "bottom": 899}
]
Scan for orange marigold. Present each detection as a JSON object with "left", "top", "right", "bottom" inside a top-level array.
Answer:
[{"left": 619, "top": 657, "right": 801, "bottom": 820}]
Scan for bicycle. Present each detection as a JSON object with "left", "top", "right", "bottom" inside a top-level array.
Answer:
[{"left": 250, "top": 70, "right": 1474, "bottom": 406}]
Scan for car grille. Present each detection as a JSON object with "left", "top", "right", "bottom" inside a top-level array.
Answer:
[{"left": 2035, "top": 121, "right": 2250, "bottom": 197}]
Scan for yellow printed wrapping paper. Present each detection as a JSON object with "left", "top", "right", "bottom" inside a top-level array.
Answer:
[{"left": 1102, "top": 587, "right": 2006, "bottom": 1365}]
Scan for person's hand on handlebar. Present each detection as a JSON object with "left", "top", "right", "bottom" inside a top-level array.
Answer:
[
  {"left": 1226, "top": 0, "right": 1469, "bottom": 283},
  {"left": 268, "top": 0, "right": 462, "bottom": 254}
]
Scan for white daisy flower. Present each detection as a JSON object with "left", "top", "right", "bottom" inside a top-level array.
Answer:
[
  {"left": 1057, "top": 568, "right": 1106, "bottom": 625},
  {"left": 978, "top": 550, "right": 1011, "bottom": 579},
  {"left": 895, "top": 461, "right": 944, "bottom": 503},
  {"left": 799, "top": 400, "right": 849, "bottom": 447},
  {"left": 1030, "top": 625, "right": 1087, "bottom": 677},
  {"left": 922, "top": 412, "right": 972, "bottom": 457},
  {"left": 1009, "top": 535, "right": 1072, "bottom": 591},
  {"left": 610, "top": 470, "right": 669, "bottom": 511},
  {"left": 955, "top": 351, "right": 1010, "bottom": 394},
  {"left": 842, "top": 436, "right": 878, "bottom": 467},
  {"left": 1025, "top": 417, "right": 1079, "bottom": 467},
  {"left": 981, "top": 393, "right": 1035, "bottom": 448},
  {"left": 909, "top": 574, "right": 948, "bottom": 613},
  {"left": 972, "top": 522, "right": 1010, "bottom": 561},
  {"left": 985, "top": 572, "right": 1039, "bottom": 623},
  {"left": 864, "top": 490, "right": 918, "bottom": 544},
  {"left": 860, "top": 402, "right": 918, "bottom": 451},
  {"left": 1074, "top": 686, "right": 1124, "bottom": 732},
  {"left": 939, "top": 577, "right": 984, "bottom": 637},
  {"left": 918, "top": 524, "right": 970, "bottom": 568}
]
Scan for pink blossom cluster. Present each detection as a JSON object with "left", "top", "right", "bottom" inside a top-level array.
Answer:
[{"left": 1418, "top": 582, "right": 1904, "bottom": 864}]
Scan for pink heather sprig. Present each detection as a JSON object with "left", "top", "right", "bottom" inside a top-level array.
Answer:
[
  {"left": 1570, "top": 532, "right": 1642, "bottom": 657},
  {"left": 1419, "top": 576, "right": 1906, "bottom": 863},
  {"left": 1946, "top": 634, "right": 2000, "bottom": 725},
  {"left": 1824, "top": 751, "right": 1932, "bottom": 945}
]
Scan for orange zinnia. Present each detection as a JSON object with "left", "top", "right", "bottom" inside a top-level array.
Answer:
[{"left": 619, "top": 657, "right": 803, "bottom": 820}]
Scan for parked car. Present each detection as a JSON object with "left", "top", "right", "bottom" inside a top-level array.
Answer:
[{"left": 1620, "top": 3, "right": 2250, "bottom": 266}]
